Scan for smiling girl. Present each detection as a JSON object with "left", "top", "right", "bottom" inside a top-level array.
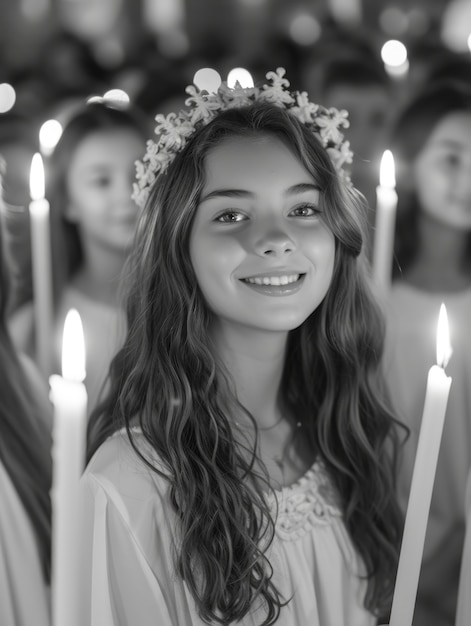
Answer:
[
  {"left": 8, "top": 100, "right": 150, "bottom": 413},
  {"left": 77, "top": 69, "right": 403, "bottom": 626}
]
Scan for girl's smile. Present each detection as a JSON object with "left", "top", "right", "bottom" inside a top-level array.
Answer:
[
  {"left": 190, "top": 134, "right": 335, "bottom": 333},
  {"left": 239, "top": 271, "right": 306, "bottom": 296}
]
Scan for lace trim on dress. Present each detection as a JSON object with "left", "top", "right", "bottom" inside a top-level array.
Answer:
[{"left": 267, "top": 461, "right": 342, "bottom": 541}]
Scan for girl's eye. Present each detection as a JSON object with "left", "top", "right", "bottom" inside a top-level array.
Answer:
[
  {"left": 289, "top": 204, "right": 320, "bottom": 217},
  {"left": 215, "top": 210, "right": 247, "bottom": 223}
]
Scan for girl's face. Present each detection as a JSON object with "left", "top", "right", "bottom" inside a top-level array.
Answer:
[
  {"left": 413, "top": 111, "right": 471, "bottom": 230},
  {"left": 65, "top": 128, "right": 144, "bottom": 252},
  {"left": 190, "top": 134, "right": 335, "bottom": 335}
]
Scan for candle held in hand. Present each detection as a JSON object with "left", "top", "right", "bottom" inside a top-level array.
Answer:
[
  {"left": 29, "top": 152, "right": 53, "bottom": 378},
  {"left": 372, "top": 149, "right": 398, "bottom": 291},
  {"left": 389, "top": 303, "right": 452, "bottom": 626},
  {"left": 50, "top": 309, "right": 87, "bottom": 626}
]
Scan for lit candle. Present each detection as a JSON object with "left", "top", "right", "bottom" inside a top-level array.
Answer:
[
  {"left": 29, "top": 152, "right": 53, "bottom": 378},
  {"left": 389, "top": 303, "right": 452, "bottom": 626},
  {"left": 49, "top": 309, "right": 87, "bottom": 626},
  {"left": 372, "top": 149, "right": 398, "bottom": 291}
]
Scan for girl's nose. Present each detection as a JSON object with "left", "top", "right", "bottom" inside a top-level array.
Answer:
[{"left": 254, "top": 228, "right": 295, "bottom": 257}]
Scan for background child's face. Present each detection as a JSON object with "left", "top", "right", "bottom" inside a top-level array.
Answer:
[
  {"left": 190, "top": 134, "right": 335, "bottom": 335},
  {"left": 64, "top": 128, "right": 144, "bottom": 252},
  {"left": 413, "top": 111, "right": 471, "bottom": 231}
]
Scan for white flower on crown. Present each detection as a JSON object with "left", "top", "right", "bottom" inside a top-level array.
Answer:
[
  {"left": 316, "top": 108, "right": 350, "bottom": 147},
  {"left": 260, "top": 68, "right": 295, "bottom": 106},
  {"left": 219, "top": 82, "right": 257, "bottom": 108},
  {"left": 291, "top": 92, "right": 320, "bottom": 124},
  {"left": 132, "top": 67, "right": 354, "bottom": 208},
  {"left": 153, "top": 113, "right": 194, "bottom": 150},
  {"left": 184, "top": 85, "right": 222, "bottom": 123}
]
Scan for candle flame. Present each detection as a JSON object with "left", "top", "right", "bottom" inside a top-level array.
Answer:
[
  {"left": 380, "top": 150, "right": 396, "bottom": 188},
  {"left": 30, "top": 152, "right": 45, "bottom": 201},
  {"left": 62, "top": 309, "right": 86, "bottom": 382},
  {"left": 436, "top": 303, "right": 452, "bottom": 369}
]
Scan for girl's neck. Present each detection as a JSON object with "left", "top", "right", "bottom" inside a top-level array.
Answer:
[
  {"left": 212, "top": 322, "right": 288, "bottom": 428},
  {"left": 72, "top": 241, "right": 128, "bottom": 306},
  {"left": 404, "top": 214, "right": 471, "bottom": 293}
]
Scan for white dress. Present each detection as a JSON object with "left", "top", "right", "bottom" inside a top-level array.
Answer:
[
  {"left": 382, "top": 283, "right": 471, "bottom": 626},
  {"left": 75, "top": 429, "right": 376, "bottom": 626}
]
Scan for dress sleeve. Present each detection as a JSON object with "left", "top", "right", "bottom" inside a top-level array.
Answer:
[{"left": 75, "top": 472, "right": 177, "bottom": 626}]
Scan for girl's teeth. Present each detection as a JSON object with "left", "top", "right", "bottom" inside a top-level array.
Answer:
[{"left": 245, "top": 274, "right": 300, "bottom": 285}]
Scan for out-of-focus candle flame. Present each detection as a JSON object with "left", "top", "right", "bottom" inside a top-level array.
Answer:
[
  {"left": 380, "top": 149, "right": 396, "bottom": 188},
  {"left": 193, "top": 67, "right": 222, "bottom": 93},
  {"left": 227, "top": 67, "right": 254, "bottom": 89},
  {"left": 62, "top": 309, "right": 86, "bottom": 382},
  {"left": 437, "top": 303, "right": 452, "bottom": 369},
  {"left": 30, "top": 152, "right": 45, "bottom": 201}
]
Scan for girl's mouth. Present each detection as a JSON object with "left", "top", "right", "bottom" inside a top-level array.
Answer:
[{"left": 240, "top": 273, "right": 306, "bottom": 296}]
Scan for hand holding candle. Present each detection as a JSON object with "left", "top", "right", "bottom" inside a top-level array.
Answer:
[
  {"left": 372, "top": 150, "right": 398, "bottom": 291},
  {"left": 50, "top": 309, "right": 87, "bottom": 626},
  {"left": 29, "top": 152, "right": 53, "bottom": 379},
  {"left": 389, "top": 303, "right": 452, "bottom": 626}
]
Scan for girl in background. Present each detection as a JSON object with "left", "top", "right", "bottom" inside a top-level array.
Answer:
[
  {"left": 8, "top": 99, "right": 151, "bottom": 414},
  {"left": 382, "top": 80, "right": 471, "bottom": 626},
  {"left": 77, "top": 69, "right": 403, "bottom": 625},
  {"left": 0, "top": 160, "right": 52, "bottom": 626}
]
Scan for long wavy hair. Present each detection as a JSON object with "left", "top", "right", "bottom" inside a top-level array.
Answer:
[
  {"left": 390, "top": 80, "right": 471, "bottom": 280},
  {"left": 0, "top": 211, "right": 52, "bottom": 581},
  {"left": 88, "top": 102, "right": 403, "bottom": 624}
]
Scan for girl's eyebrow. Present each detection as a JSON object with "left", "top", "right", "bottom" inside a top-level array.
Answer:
[{"left": 200, "top": 182, "right": 320, "bottom": 203}]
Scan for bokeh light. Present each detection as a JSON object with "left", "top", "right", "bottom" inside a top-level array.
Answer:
[
  {"left": 288, "top": 13, "right": 321, "bottom": 46},
  {"left": 227, "top": 68, "right": 254, "bottom": 89},
  {"left": 193, "top": 68, "right": 222, "bottom": 93},
  {"left": 381, "top": 39, "right": 408, "bottom": 67},
  {"left": 39, "top": 119, "right": 63, "bottom": 156},
  {"left": 0, "top": 84, "right": 16, "bottom": 114}
]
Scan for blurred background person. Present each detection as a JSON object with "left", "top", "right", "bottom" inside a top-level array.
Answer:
[
  {"left": 382, "top": 79, "right": 471, "bottom": 626},
  {"left": 8, "top": 99, "right": 151, "bottom": 416},
  {"left": 0, "top": 158, "right": 52, "bottom": 626}
]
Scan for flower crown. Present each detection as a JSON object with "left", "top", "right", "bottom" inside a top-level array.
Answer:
[{"left": 132, "top": 67, "right": 353, "bottom": 209}]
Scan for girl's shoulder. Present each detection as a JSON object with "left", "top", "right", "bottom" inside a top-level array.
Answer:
[{"left": 84, "top": 428, "right": 170, "bottom": 506}]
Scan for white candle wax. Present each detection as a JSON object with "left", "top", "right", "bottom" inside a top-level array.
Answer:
[
  {"left": 389, "top": 304, "right": 452, "bottom": 626},
  {"left": 372, "top": 150, "right": 398, "bottom": 291},
  {"left": 50, "top": 309, "right": 87, "bottom": 626},
  {"left": 29, "top": 152, "right": 53, "bottom": 378}
]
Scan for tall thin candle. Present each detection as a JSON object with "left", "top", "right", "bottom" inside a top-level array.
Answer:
[
  {"left": 389, "top": 303, "right": 452, "bottom": 626},
  {"left": 29, "top": 152, "right": 53, "bottom": 378},
  {"left": 372, "top": 150, "right": 398, "bottom": 291},
  {"left": 50, "top": 309, "right": 87, "bottom": 626}
]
